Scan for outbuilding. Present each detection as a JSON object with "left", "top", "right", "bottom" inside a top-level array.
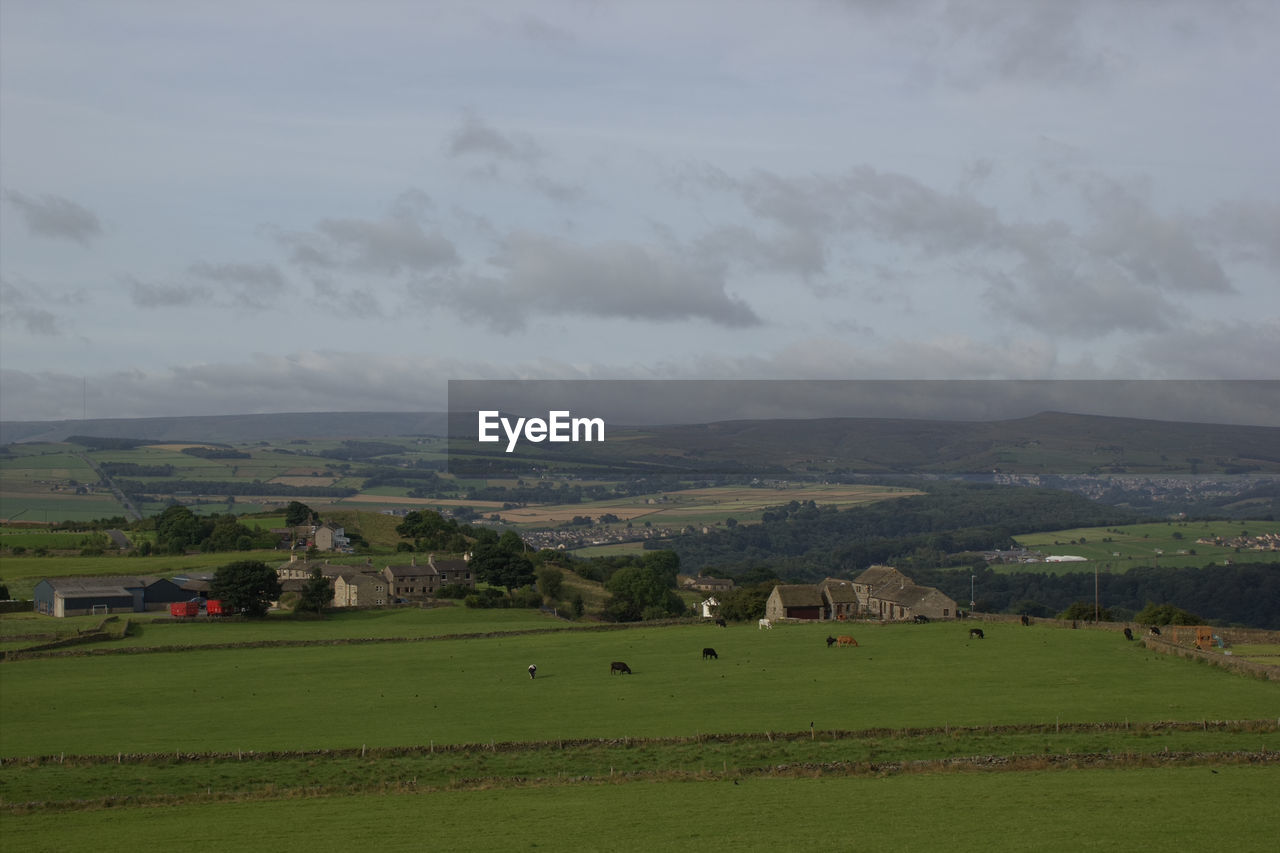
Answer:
[{"left": 32, "top": 576, "right": 187, "bottom": 617}]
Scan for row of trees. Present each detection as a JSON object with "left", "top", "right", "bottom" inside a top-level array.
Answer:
[{"left": 153, "top": 506, "right": 278, "bottom": 554}]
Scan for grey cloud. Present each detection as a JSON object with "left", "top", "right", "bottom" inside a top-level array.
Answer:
[
  {"left": 431, "top": 232, "right": 761, "bottom": 331},
  {"left": 527, "top": 174, "right": 585, "bottom": 204},
  {"left": 311, "top": 277, "right": 384, "bottom": 319},
  {"left": 1203, "top": 200, "right": 1280, "bottom": 267},
  {"left": 0, "top": 279, "right": 61, "bottom": 335},
  {"left": 279, "top": 194, "right": 459, "bottom": 276},
  {"left": 448, "top": 114, "right": 543, "bottom": 164},
  {"left": 1080, "top": 179, "right": 1231, "bottom": 293},
  {"left": 189, "top": 262, "right": 289, "bottom": 308},
  {"left": 941, "top": 1, "right": 1119, "bottom": 88},
  {"left": 128, "top": 277, "right": 213, "bottom": 308},
  {"left": 693, "top": 164, "right": 1250, "bottom": 335},
  {"left": 5, "top": 191, "right": 103, "bottom": 245},
  {"left": 1129, "top": 319, "right": 1280, "bottom": 379},
  {"left": 980, "top": 264, "right": 1183, "bottom": 336},
  {"left": 516, "top": 14, "right": 577, "bottom": 49}
]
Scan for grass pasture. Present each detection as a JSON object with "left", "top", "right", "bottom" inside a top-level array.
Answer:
[
  {"left": 495, "top": 483, "right": 919, "bottom": 528},
  {"left": 1010, "top": 520, "right": 1280, "bottom": 572},
  {"left": 4, "top": 619, "right": 1277, "bottom": 756},
  {"left": 1, "top": 614, "right": 1277, "bottom": 850}
]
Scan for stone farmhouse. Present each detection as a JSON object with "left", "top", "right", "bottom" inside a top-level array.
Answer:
[
  {"left": 851, "top": 565, "right": 958, "bottom": 621},
  {"left": 764, "top": 566, "right": 957, "bottom": 623},
  {"left": 271, "top": 521, "right": 351, "bottom": 552},
  {"left": 680, "top": 574, "right": 734, "bottom": 594},
  {"left": 276, "top": 553, "right": 475, "bottom": 607},
  {"left": 382, "top": 554, "right": 474, "bottom": 603}
]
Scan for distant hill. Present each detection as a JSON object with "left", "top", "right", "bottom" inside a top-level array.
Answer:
[
  {"left": 0, "top": 412, "right": 449, "bottom": 445},
  {"left": 613, "top": 411, "right": 1280, "bottom": 475},
  {"left": 4, "top": 409, "right": 1277, "bottom": 477}
]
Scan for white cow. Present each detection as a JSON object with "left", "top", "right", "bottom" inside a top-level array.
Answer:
[{"left": 758, "top": 618, "right": 772, "bottom": 630}]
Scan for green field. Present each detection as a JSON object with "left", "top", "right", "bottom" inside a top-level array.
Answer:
[
  {"left": 4, "top": 766, "right": 1278, "bottom": 853},
  {"left": 1010, "top": 520, "right": 1280, "bottom": 573},
  {"left": 1, "top": 611, "right": 1277, "bottom": 850},
  {"left": 4, "top": 619, "right": 1277, "bottom": 756}
]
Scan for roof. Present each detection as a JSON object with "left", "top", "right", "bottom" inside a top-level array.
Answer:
[
  {"left": 771, "top": 584, "right": 825, "bottom": 607},
  {"left": 854, "top": 565, "right": 909, "bottom": 589},
  {"left": 39, "top": 576, "right": 162, "bottom": 593},
  {"left": 336, "top": 570, "right": 386, "bottom": 584},
  {"left": 819, "top": 579, "right": 859, "bottom": 603},
  {"left": 384, "top": 563, "right": 439, "bottom": 578}
]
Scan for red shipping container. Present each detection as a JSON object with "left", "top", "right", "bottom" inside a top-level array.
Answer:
[
  {"left": 206, "top": 599, "right": 225, "bottom": 616},
  {"left": 169, "top": 602, "right": 198, "bottom": 618}
]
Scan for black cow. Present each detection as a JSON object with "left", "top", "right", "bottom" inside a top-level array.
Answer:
[
  {"left": 1123, "top": 628, "right": 1134, "bottom": 641},
  {"left": 1149, "top": 626, "right": 1162, "bottom": 636},
  {"left": 1020, "top": 614, "right": 1030, "bottom": 627},
  {"left": 968, "top": 628, "right": 985, "bottom": 640},
  {"left": 715, "top": 618, "right": 727, "bottom": 628},
  {"left": 702, "top": 647, "right": 718, "bottom": 660},
  {"left": 528, "top": 664, "right": 537, "bottom": 679},
  {"left": 826, "top": 635, "right": 837, "bottom": 647},
  {"left": 914, "top": 614, "right": 930, "bottom": 624},
  {"left": 610, "top": 661, "right": 632, "bottom": 675}
]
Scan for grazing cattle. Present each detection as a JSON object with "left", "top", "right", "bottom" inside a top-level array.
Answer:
[
  {"left": 914, "top": 614, "right": 930, "bottom": 624},
  {"left": 715, "top": 618, "right": 727, "bottom": 628},
  {"left": 968, "top": 628, "right": 985, "bottom": 640},
  {"left": 1020, "top": 614, "right": 1030, "bottom": 627},
  {"left": 836, "top": 635, "right": 858, "bottom": 647},
  {"left": 758, "top": 618, "right": 772, "bottom": 630},
  {"left": 1149, "top": 626, "right": 1162, "bottom": 636},
  {"left": 826, "top": 635, "right": 837, "bottom": 647},
  {"left": 528, "top": 664, "right": 537, "bottom": 679},
  {"left": 702, "top": 647, "right": 718, "bottom": 660},
  {"left": 609, "top": 661, "right": 632, "bottom": 675},
  {"left": 1123, "top": 628, "right": 1134, "bottom": 641}
]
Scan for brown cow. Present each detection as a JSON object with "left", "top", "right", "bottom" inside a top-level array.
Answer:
[{"left": 836, "top": 635, "right": 858, "bottom": 647}]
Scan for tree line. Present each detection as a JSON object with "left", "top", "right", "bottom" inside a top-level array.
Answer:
[{"left": 655, "top": 483, "right": 1144, "bottom": 577}]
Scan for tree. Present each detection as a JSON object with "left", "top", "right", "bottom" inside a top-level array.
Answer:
[
  {"left": 1135, "top": 602, "right": 1202, "bottom": 626},
  {"left": 716, "top": 581, "right": 774, "bottom": 621},
  {"left": 155, "top": 505, "right": 204, "bottom": 554},
  {"left": 604, "top": 563, "right": 685, "bottom": 622},
  {"left": 536, "top": 565, "right": 564, "bottom": 600},
  {"left": 1058, "top": 600, "right": 1113, "bottom": 622},
  {"left": 284, "top": 501, "right": 315, "bottom": 526},
  {"left": 211, "top": 560, "right": 282, "bottom": 617},
  {"left": 470, "top": 542, "right": 536, "bottom": 591},
  {"left": 298, "top": 567, "right": 333, "bottom": 617}
]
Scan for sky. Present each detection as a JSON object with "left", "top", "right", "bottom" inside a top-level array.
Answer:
[{"left": 2, "top": 0, "right": 1278, "bottom": 425}]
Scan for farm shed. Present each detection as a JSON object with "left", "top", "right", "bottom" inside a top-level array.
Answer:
[
  {"left": 172, "top": 571, "right": 215, "bottom": 595},
  {"left": 32, "top": 576, "right": 187, "bottom": 618},
  {"left": 765, "top": 585, "right": 826, "bottom": 622}
]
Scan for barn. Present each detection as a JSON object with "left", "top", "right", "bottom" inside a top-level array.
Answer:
[
  {"left": 764, "top": 585, "right": 825, "bottom": 622},
  {"left": 32, "top": 576, "right": 187, "bottom": 618}
]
